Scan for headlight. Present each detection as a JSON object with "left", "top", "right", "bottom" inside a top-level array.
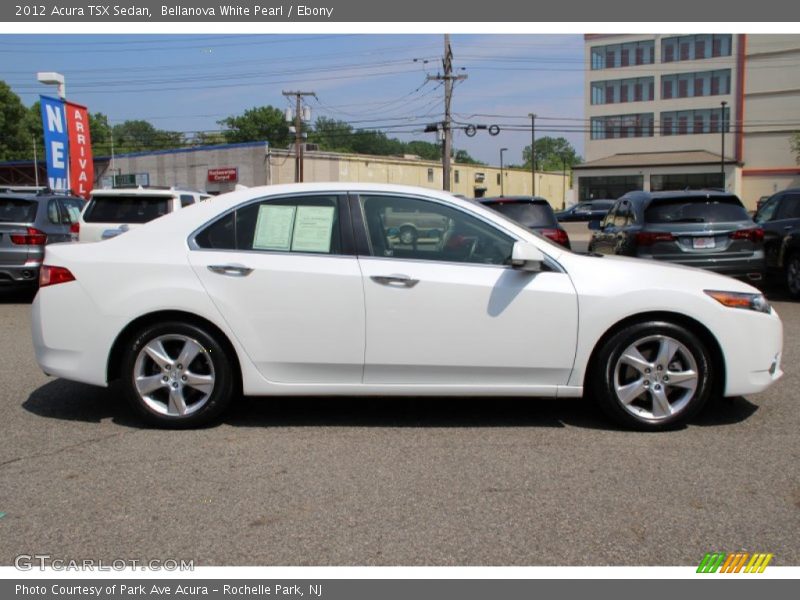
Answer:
[{"left": 704, "top": 290, "right": 771, "bottom": 314}]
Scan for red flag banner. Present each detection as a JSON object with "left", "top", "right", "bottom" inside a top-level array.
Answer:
[{"left": 65, "top": 101, "right": 94, "bottom": 198}]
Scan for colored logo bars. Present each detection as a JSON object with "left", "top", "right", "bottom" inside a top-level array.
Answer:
[{"left": 697, "top": 552, "right": 774, "bottom": 573}]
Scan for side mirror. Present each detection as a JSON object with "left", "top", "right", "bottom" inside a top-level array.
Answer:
[
  {"left": 588, "top": 220, "right": 602, "bottom": 231},
  {"left": 511, "top": 241, "right": 545, "bottom": 272}
]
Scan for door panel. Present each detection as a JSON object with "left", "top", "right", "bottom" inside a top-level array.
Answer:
[
  {"left": 190, "top": 251, "right": 365, "bottom": 384},
  {"left": 359, "top": 258, "right": 578, "bottom": 385}
]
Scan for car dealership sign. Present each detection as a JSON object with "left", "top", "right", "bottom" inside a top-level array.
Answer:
[
  {"left": 207, "top": 167, "right": 238, "bottom": 183},
  {"left": 39, "top": 95, "right": 94, "bottom": 198}
]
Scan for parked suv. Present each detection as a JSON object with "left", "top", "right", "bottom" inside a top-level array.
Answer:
[
  {"left": 78, "top": 187, "right": 210, "bottom": 242},
  {"left": 588, "top": 190, "right": 765, "bottom": 281},
  {"left": 751, "top": 189, "right": 800, "bottom": 297},
  {"left": 0, "top": 191, "right": 84, "bottom": 289}
]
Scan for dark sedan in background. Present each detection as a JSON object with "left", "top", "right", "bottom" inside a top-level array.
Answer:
[
  {"left": 479, "top": 196, "right": 571, "bottom": 248},
  {"left": 588, "top": 190, "right": 764, "bottom": 281},
  {"left": 754, "top": 188, "right": 800, "bottom": 296},
  {"left": 555, "top": 199, "right": 615, "bottom": 222}
]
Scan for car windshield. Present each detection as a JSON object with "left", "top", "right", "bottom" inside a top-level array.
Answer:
[
  {"left": 644, "top": 196, "right": 750, "bottom": 224},
  {"left": 483, "top": 201, "right": 557, "bottom": 228},
  {"left": 0, "top": 198, "right": 37, "bottom": 223},
  {"left": 83, "top": 194, "right": 171, "bottom": 224}
]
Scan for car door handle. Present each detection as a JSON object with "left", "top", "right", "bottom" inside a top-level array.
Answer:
[
  {"left": 370, "top": 274, "right": 419, "bottom": 288},
  {"left": 207, "top": 264, "right": 253, "bottom": 277},
  {"left": 784, "top": 225, "right": 793, "bottom": 230}
]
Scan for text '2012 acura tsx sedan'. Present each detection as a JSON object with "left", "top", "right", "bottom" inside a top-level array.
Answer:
[{"left": 32, "top": 183, "right": 783, "bottom": 430}]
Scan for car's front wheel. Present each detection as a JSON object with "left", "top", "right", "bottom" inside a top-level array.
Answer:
[
  {"left": 121, "top": 321, "right": 235, "bottom": 428},
  {"left": 592, "top": 321, "right": 713, "bottom": 430}
]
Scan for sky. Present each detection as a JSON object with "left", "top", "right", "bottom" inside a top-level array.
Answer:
[{"left": 1, "top": 34, "right": 586, "bottom": 166}]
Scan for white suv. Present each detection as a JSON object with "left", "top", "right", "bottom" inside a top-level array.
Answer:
[{"left": 78, "top": 187, "right": 210, "bottom": 242}]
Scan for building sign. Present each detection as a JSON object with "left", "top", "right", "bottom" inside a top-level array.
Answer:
[
  {"left": 39, "top": 96, "right": 69, "bottom": 192},
  {"left": 39, "top": 95, "right": 95, "bottom": 198},
  {"left": 65, "top": 101, "right": 94, "bottom": 198},
  {"left": 113, "top": 173, "right": 150, "bottom": 188},
  {"left": 208, "top": 167, "right": 238, "bottom": 183}
]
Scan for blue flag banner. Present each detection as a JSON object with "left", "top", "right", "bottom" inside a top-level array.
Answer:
[{"left": 39, "top": 95, "right": 69, "bottom": 192}]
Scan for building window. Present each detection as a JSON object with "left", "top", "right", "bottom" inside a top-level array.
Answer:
[
  {"left": 651, "top": 172, "right": 723, "bottom": 192},
  {"left": 661, "top": 70, "right": 731, "bottom": 99},
  {"left": 427, "top": 168, "right": 434, "bottom": 182},
  {"left": 496, "top": 173, "right": 501, "bottom": 185},
  {"left": 590, "top": 113, "right": 654, "bottom": 140},
  {"left": 578, "top": 175, "right": 644, "bottom": 201},
  {"left": 590, "top": 76, "right": 654, "bottom": 105},
  {"left": 591, "top": 40, "right": 654, "bottom": 70},
  {"left": 662, "top": 34, "right": 731, "bottom": 63},
  {"left": 660, "top": 107, "right": 730, "bottom": 136},
  {"left": 454, "top": 170, "right": 460, "bottom": 184}
]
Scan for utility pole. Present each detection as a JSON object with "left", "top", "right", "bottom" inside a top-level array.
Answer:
[
  {"left": 427, "top": 34, "right": 467, "bottom": 191},
  {"left": 283, "top": 90, "right": 316, "bottom": 182},
  {"left": 528, "top": 113, "right": 536, "bottom": 196},
  {"left": 720, "top": 100, "right": 727, "bottom": 190}
]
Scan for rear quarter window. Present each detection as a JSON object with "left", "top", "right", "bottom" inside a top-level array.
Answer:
[
  {"left": 645, "top": 196, "right": 750, "bottom": 224},
  {"left": 83, "top": 195, "right": 171, "bottom": 224}
]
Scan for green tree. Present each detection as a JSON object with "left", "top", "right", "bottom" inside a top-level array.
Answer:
[
  {"left": 791, "top": 132, "right": 800, "bottom": 164},
  {"left": 454, "top": 148, "right": 484, "bottom": 165},
  {"left": 218, "top": 105, "right": 291, "bottom": 147},
  {"left": 0, "top": 81, "right": 34, "bottom": 161},
  {"left": 310, "top": 117, "right": 355, "bottom": 152},
  {"left": 111, "top": 120, "right": 184, "bottom": 153},
  {"left": 191, "top": 131, "right": 227, "bottom": 146},
  {"left": 522, "top": 136, "right": 582, "bottom": 172},
  {"left": 405, "top": 140, "right": 441, "bottom": 161}
]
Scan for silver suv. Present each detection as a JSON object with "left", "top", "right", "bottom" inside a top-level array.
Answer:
[
  {"left": 0, "top": 192, "right": 84, "bottom": 289},
  {"left": 78, "top": 187, "right": 211, "bottom": 242}
]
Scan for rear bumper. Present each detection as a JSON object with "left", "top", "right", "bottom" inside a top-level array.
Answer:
[
  {"left": 639, "top": 253, "right": 765, "bottom": 280},
  {"left": 0, "top": 263, "right": 41, "bottom": 285}
]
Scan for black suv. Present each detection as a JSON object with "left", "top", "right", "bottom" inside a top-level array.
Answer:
[
  {"left": 588, "top": 190, "right": 764, "bottom": 281},
  {"left": 753, "top": 188, "right": 800, "bottom": 288}
]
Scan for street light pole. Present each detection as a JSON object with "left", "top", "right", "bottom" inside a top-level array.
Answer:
[
  {"left": 528, "top": 113, "right": 536, "bottom": 196},
  {"left": 500, "top": 147, "right": 508, "bottom": 196},
  {"left": 561, "top": 155, "right": 567, "bottom": 209},
  {"left": 36, "top": 71, "right": 66, "bottom": 99},
  {"left": 720, "top": 100, "right": 727, "bottom": 190}
]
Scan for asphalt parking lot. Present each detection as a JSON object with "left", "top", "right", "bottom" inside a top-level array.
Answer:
[{"left": 0, "top": 284, "right": 798, "bottom": 567}]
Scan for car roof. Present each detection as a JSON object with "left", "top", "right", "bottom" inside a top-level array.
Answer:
[
  {"left": 480, "top": 196, "right": 550, "bottom": 204},
  {"left": 0, "top": 191, "right": 83, "bottom": 202},
  {"left": 90, "top": 187, "right": 198, "bottom": 198}
]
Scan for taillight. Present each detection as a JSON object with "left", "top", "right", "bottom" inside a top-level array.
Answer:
[
  {"left": 541, "top": 228, "right": 570, "bottom": 248},
  {"left": 69, "top": 222, "right": 80, "bottom": 241},
  {"left": 635, "top": 231, "right": 676, "bottom": 246},
  {"left": 10, "top": 227, "right": 47, "bottom": 246},
  {"left": 730, "top": 227, "right": 764, "bottom": 243},
  {"left": 39, "top": 265, "right": 75, "bottom": 287}
]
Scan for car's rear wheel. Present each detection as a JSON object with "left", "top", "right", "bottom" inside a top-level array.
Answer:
[
  {"left": 785, "top": 253, "right": 800, "bottom": 298},
  {"left": 121, "top": 321, "right": 235, "bottom": 428},
  {"left": 592, "top": 321, "right": 713, "bottom": 430}
]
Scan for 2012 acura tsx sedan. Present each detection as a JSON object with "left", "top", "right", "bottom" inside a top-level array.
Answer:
[{"left": 31, "top": 183, "right": 783, "bottom": 430}]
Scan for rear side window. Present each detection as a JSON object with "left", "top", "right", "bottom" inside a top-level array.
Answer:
[
  {"left": 180, "top": 194, "right": 196, "bottom": 208},
  {"left": 645, "top": 196, "right": 749, "bottom": 224},
  {"left": 0, "top": 198, "right": 37, "bottom": 223},
  {"left": 195, "top": 195, "right": 341, "bottom": 254},
  {"left": 59, "top": 198, "right": 85, "bottom": 224},
  {"left": 775, "top": 193, "right": 800, "bottom": 219},
  {"left": 83, "top": 195, "right": 171, "bottom": 224},
  {"left": 483, "top": 201, "right": 557, "bottom": 228}
]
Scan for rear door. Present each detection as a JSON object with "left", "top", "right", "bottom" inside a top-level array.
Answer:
[{"left": 189, "top": 193, "right": 366, "bottom": 386}]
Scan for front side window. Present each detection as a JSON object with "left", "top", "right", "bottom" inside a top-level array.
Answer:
[
  {"left": 195, "top": 195, "right": 341, "bottom": 254},
  {"left": 358, "top": 195, "right": 514, "bottom": 266}
]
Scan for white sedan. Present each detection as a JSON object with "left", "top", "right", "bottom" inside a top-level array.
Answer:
[{"left": 31, "top": 183, "right": 783, "bottom": 430}]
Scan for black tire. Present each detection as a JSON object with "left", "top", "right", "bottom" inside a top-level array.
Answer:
[
  {"left": 590, "top": 321, "right": 713, "bottom": 431},
  {"left": 120, "top": 321, "right": 236, "bottom": 428},
  {"left": 785, "top": 253, "right": 800, "bottom": 299}
]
